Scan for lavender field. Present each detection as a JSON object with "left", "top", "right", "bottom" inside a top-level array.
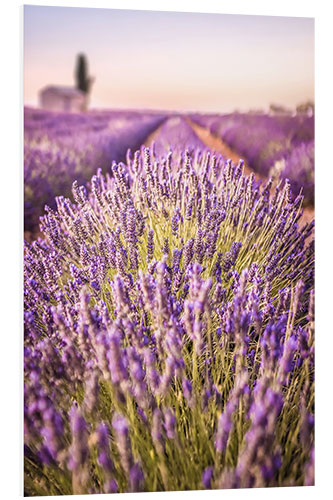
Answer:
[
  {"left": 24, "top": 108, "right": 314, "bottom": 495},
  {"left": 24, "top": 107, "right": 166, "bottom": 235},
  {"left": 191, "top": 112, "right": 314, "bottom": 206}
]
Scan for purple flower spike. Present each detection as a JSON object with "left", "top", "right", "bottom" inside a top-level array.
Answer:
[
  {"left": 112, "top": 413, "right": 133, "bottom": 474},
  {"left": 68, "top": 405, "right": 89, "bottom": 472},
  {"left": 202, "top": 466, "right": 214, "bottom": 489},
  {"left": 129, "top": 462, "right": 145, "bottom": 492},
  {"left": 182, "top": 378, "right": 195, "bottom": 408},
  {"left": 163, "top": 407, "right": 177, "bottom": 439}
]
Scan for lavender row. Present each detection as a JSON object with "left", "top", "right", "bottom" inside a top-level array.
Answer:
[
  {"left": 151, "top": 116, "right": 208, "bottom": 158},
  {"left": 191, "top": 113, "right": 314, "bottom": 205},
  {"left": 24, "top": 146, "right": 314, "bottom": 495},
  {"left": 24, "top": 107, "right": 166, "bottom": 233}
]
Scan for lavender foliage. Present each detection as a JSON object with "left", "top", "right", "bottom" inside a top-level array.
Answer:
[
  {"left": 24, "top": 107, "right": 166, "bottom": 233},
  {"left": 24, "top": 144, "right": 314, "bottom": 495},
  {"left": 191, "top": 112, "right": 314, "bottom": 205}
]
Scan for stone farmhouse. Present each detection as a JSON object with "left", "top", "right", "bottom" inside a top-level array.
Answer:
[{"left": 39, "top": 85, "right": 87, "bottom": 113}]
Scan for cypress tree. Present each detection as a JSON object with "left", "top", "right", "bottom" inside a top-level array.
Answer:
[{"left": 75, "top": 54, "right": 89, "bottom": 94}]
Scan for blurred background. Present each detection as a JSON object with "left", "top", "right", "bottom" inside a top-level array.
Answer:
[
  {"left": 23, "top": 6, "right": 315, "bottom": 240},
  {"left": 24, "top": 6, "right": 314, "bottom": 114}
]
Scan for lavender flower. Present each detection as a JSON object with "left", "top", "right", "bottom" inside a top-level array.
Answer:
[
  {"left": 24, "top": 140, "right": 314, "bottom": 494},
  {"left": 202, "top": 466, "right": 214, "bottom": 489},
  {"left": 112, "top": 413, "right": 134, "bottom": 475},
  {"left": 129, "top": 462, "right": 145, "bottom": 492}
]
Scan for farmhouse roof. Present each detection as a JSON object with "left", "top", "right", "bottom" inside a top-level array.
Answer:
[{"left": 40, "top": 85, "right": 85, "bottom": 98}]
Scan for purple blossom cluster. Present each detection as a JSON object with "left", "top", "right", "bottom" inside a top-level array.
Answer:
[
  {"left": 24, "top": 144, "right": 314, "bottom": 495},
  {"left": 191, "top": 112, "right": 314, "bottom": 205},
  {"left": 24, "top": 107, "right": 166, "bottom": 233},
  {"left": 152, "top": 116, "right": 207, "bottom": 157}
]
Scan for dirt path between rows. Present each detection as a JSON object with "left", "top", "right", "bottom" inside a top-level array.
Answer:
[
  {"left": 188, "top": 119, "right": 266, "bottom": 181},
  {"left": 187, "top": 118, "right": 314, "bottom": 227},
  {"left": 25, "top": 117, "right": 313, "bottom": 244},
  {"left": 25, "top": 121, "right": 169, "bottom": 244}
]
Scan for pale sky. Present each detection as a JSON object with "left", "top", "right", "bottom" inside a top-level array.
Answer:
[{"left": 24, "top": 6, "right": 314, "bottom": 113}]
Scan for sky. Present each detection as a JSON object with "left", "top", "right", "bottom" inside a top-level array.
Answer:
[{"left": 24, "top": 6, "right": 314, "bottom": 113}]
